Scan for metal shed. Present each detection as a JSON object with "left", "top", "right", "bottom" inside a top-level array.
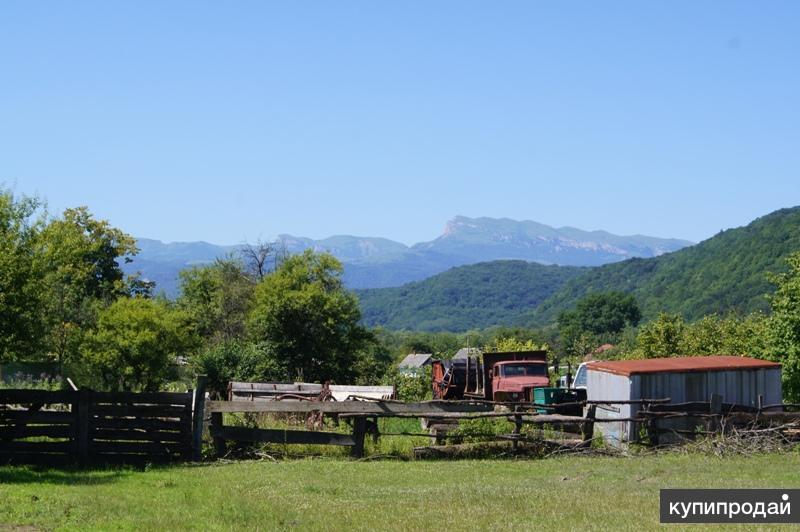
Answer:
[{"left": 586, "top": 356, "right": 782, "bottom": 445}]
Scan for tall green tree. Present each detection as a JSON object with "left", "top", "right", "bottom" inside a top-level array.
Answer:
[
  {"left": 557, "top": 291, "right": 641, "bottom": 356},
  {"left": 0, "top": 190, "right": 46, "bottom": 361},
  {"left": 82, "top": 297, "right": 191, "bottom": 391},
  {"left": 178, "top": 257, "right": 255, "bottom": 343},
  {"left": 37, "top": 207, "right": 138, "bottom": 363},
  {"left": 765, "top": 252, "right": 800, "bottom": 401},
  {"left": 247, "top": 250, "right": 372, "bottom": 383}
]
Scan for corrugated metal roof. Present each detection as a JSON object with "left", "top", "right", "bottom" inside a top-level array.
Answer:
[
  {"left": 398, "top": 353, "right": 433, "bottom": 368},
  {"left": 588, "top": 356, "right": 781, "bottom": 376},
  {"left": 453, "top": 347, "right": 481, "bottom": 360}
]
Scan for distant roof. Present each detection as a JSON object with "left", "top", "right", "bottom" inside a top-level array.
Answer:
[
  {"left": 453, "top": 347, "right": 481, "bottom": 360},
  {"left": 398, "top": 354, "right": 433, "bottom": 368},
  {"left": 588, "top": 356, "right": 781, "bottom": 377}
]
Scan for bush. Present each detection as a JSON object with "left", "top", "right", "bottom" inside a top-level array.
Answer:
[
  {"left": 192, "top": 340, "right": 287, "bottom": 397},
  {"left": 450, "top": 418, "right": 511, "bottom": 443},
  {"left": 381, "top": 367, "right": 432, "bottom": 402}
]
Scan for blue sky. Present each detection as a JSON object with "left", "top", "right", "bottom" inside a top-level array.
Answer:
[{"left": 1, "top": 2, "right": 799, "bottom": 245}]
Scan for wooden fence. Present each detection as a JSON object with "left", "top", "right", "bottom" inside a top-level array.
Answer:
[
  {"left": 206, "top": 394, "right": 800, "bottom": 457},
  {"left": 5, "top": 377, "right": 799, "bottom": 465},
  {"left": 0, "top": 388, "right": 197, "bottom": 465},
  {"left": 207, "top": 398, "right": 497, "bottom": 458}
]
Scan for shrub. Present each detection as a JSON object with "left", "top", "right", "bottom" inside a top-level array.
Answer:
[{"left": 192, "top": 340, "right": 287, "bottom": 397}]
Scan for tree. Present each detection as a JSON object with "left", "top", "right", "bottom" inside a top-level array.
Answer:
[
  {"left": 679, "top": 313, "right": 767, "bottom": 357},
  {"left": 0, "top": 190, "right": 46, "bottom": 361},
  {"left": 557, "top": 291, "right": 641, "bottom": 356},
  {"left": 240, "top": 239, "right": 286, "bottom": 281},
  {"left": 37, "top": 207, "right": 138, "bottom": 363},
  {"left": 491, "top": 337, "right": 548, "bottom": 353},
  {"left": 178, "top": 257, "right": 255, "bottom": 343},
  {"left": 765, "top": 252, "right": 800, "bottom": 401},
  {"left": 627, "top": 311, "right": 768, "bottom": 360},
  {"left": 247, "top": 250, "right": 372, "bottom": 383},
  {"left": 632, "top": 312, "right": 686, "bottom": 358},
  {"left": 81, "top": 297, "right": 191, "bottom": 391}
]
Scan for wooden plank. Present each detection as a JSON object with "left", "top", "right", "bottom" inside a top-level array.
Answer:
[
  {"left": 91, "top": 417, "right": 189, "bottom": 431},
  {"left": 92, "top": 429, "right": 189, "bottom": 443},
  {"left": 207, "top": 400, "right": 493, "bottom": 415},
  {"left": 341, "top": 411, "right": 540, "bottom": 419},
  {"left": 0, "top": 411, "right": 74, "bottom": 424},
  {"left": 649, "top": 401, "right": 710, "bottom": 413},
  {"left": 92, "top": 391, "right": 193, "bottom": 406},
  {"left": 231, "top": 390, "right": 319, "bottom": 398},
  {"left": 209, "top": 424, "right": 356, "bottom": 446},
  {"left": 0, "top": 441, "right": 73, "bottom": 453},
  {"left": 77, "top": 389, "right": 90, "bottom": 465},
  {"left": 91, "top": 404, "right": 188, "bottom": 418},
  {"left": 229, "top": 382, "right": 323, "bottom": 393},
  {"left": 0, "top": 390, "right": 77, "bottom": 404},
  {"left": 1, "top": 425, "right": 74, "bottom": 440},
  {"left": 192, "top": 375, "right": 207, "bottom": 462}
]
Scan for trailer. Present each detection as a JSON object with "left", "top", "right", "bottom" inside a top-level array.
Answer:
[{"left": 431, "top": 350, "right": 549, "bottom": 402}]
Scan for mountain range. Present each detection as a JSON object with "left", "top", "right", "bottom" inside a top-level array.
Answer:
[
  {"left": 123, "top": 216, "right": 692, "bottom": 295},
  {"left": 359, "top": 206, "right": 800, "bottom": 331}
]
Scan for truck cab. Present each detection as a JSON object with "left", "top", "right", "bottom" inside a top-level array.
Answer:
[{"left": 491, "top": 360, "right": 549, "bottom": 401}]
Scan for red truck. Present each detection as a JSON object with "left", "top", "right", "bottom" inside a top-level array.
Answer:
[{"left": 431, "top": 350, "right": 549, "bottom": 402}]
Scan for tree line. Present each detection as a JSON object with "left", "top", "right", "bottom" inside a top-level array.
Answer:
[
  {"left": 3, "top": 189, "right": 799, "bottom": 401},
  {"left": 552, "top": 257, "right": 800, "bottom": 402},
  {"left": 0, "top": 190, "right": 543, "bottom": 395}
]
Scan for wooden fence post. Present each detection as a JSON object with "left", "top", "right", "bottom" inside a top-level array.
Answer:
[
  {"left": 210, "top": 412, "right": 226, "bottom": 458},
  {"left": 582, "top": 404, "right": 596, "bottom": 443},
  {"left": 710, "top": 393, "right": 723, "bottom": 434},
  {"left": 77, "top": 389, "right": 91, "bottom": 466},
  {"left": 192, "top": 375, "right": 207, "bottom": 462},
  {"left": 512, "top": 406, "right": 522, "bottom": 450},
  {"left": 351, "top": 416, "right": 367, "bottom": 458},
  {"left": 643, "top": 401, "right": 660, "bottom": 447}
]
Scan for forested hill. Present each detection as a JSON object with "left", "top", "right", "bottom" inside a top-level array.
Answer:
[
  {"left": 531, "top": 206, "right": 800, "bottom": 325},
  {"left": 357, "top": 260, "right": 585, "bottom": 331}
]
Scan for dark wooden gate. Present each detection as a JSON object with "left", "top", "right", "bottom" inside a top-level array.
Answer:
[{"left": 0, "top": 389, "right": 195, "bottom": 465}]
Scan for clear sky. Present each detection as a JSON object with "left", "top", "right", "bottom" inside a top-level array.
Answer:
[{"left": 2, "top": 1, "right": 799, "bottom": 246}]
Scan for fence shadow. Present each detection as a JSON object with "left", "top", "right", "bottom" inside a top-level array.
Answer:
[{"left": 0, "top": 465, "right": 129, "bottom": 485}]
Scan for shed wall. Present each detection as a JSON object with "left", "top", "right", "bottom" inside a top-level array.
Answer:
[
  {"left": 586, "top": 370, "right": 633, "bottom": 444},
  {"left": 632, "top": 368, "right": 781, "bottom": 407},
  {"left": 589, "top": 366, "right": 782, "bottom": 445}
]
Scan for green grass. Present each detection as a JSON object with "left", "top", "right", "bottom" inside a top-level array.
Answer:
[{"left": 2, "top": 453, "right": 800, "bottom": 530}]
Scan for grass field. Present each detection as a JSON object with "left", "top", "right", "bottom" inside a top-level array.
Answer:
[{"left": 2, "top": 452, "right": 800, "bottom": 531}]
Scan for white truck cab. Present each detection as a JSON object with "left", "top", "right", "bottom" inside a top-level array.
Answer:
[{"left": 558, "top": 362, "right": 588, "bottom": 390}]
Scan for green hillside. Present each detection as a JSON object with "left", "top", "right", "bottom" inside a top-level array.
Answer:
[
  {"left": 531, "top": 206, "right": 800, "bottom": 325},
  {"left": 357, "top": 260, "right": 584, "bottom": 331}
]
